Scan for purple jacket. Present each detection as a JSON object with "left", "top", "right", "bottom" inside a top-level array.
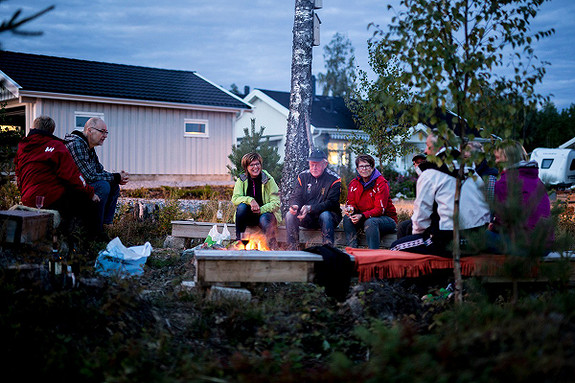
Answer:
[{"left": 493, "top": 161, "right": 550, "bottom": 232}]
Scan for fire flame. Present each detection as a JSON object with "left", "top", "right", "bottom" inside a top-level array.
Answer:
[{"left": 237, "top": 233, "right": 270, "bottom": 251}]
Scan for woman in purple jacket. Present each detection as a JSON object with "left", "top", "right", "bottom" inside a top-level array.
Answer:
[{"left": 487, "top": 140, "right": 552, "bottom": 254}]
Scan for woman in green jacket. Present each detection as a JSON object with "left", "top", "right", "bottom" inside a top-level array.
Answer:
[{"left": 232, "top": 152, "right": 281, "bottom": 248}]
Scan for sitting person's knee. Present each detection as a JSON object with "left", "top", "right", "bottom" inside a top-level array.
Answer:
[
  {"left": 236, "top": 202, "right": 250, "bottom": 216},
  {"left": 92, "top": 180, "right": 111, "bottom": 199},
  {"left": 319, "top": 211, "right": 333, "bottom": 222}
]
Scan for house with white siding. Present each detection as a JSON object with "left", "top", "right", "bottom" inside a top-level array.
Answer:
[
  {"left": 237, "top": 88, "right": 428, "bottom": 173},
  {"left": 0, "top": 51, "right": 250, "bottom": 184}
]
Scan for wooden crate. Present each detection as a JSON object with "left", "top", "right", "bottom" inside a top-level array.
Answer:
[
  {"left": 0, "top": 210, "right": 53, "bottom": 245},
  {"left": 172, "top": 221, "right": 396, "bottom": 248}
]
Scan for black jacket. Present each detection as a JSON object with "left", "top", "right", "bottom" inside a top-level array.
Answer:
[{"left": 289, "top": 168, "right": 342, "bottom": 218}]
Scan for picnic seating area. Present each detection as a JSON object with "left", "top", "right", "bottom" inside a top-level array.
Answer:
[{"left": 171, "top": 220, "right": 575, "bottom": 288}]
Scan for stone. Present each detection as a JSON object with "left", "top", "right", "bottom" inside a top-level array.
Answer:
[{"left": 163, "top": 235, "right": 185, "bottom": 249}]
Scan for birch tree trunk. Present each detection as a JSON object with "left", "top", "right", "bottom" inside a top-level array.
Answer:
[
  {"left": 453, "top": 164, "right": 463, "bottom": 304},
  {"left": 280, "top": 0, "right": 314, "bottom": 214}
]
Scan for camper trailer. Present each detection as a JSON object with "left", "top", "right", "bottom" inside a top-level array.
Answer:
[{"left": 530, "top": 148, "right": 575, "bottom": 187}]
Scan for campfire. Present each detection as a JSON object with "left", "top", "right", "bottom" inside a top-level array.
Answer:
[{"left": 232, "top": 232, "right": 270, "bottom": 251}]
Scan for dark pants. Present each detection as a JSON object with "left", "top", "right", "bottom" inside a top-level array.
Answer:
[
  {"left": 391, "top": 226, "right": 486, "bottom": 257},
  {"left": 47, "top": 189, "right": 101, "bottom": 240},
  {"left": 90, "top": 180, "right": 120, "bottom": 230},
  {"left": 396, "top": 219, "right": 413, "bottom": 239},
  {"left": 235, "top": 203, "right": 278, "bottom": 247},
  {"left": 343, "top": 215, "right": 396, "bottom": 249},
  {"left": 285, "top": 210, "right": 341, "bottom": 250}
]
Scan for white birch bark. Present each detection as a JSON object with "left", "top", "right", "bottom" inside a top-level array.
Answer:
[{"left": 280, "top": 0, "right": 314, "bottom": 213}]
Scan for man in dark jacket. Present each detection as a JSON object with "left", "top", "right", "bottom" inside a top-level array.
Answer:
[
  {"left": 285, "top": 149, "right": 342, "bottom": 250},
  {"left": 14, "top": 115, "right": 101, "bottom": 236}
]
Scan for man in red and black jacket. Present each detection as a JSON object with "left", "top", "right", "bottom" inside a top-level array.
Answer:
[{"left": 14, "top": 116, "right": 101, "bottom": 237}]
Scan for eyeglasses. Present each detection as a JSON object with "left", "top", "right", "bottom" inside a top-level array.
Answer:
[
  {"left": 248, "top": 162, "right": 261, "bottom": 168},
  {"left": 91, "top": 127, "right": 108, "bottom": 135},
  {"left": 357, "top": 165, "right": 372, "bottom": 170}
]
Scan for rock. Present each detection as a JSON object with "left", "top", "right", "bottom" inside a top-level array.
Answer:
[
  {"left": 208, "top": 286, "right": 252, "bottom": 302},
  {"left": 164, "top": 235, "right": 186, "bottom": 249}
]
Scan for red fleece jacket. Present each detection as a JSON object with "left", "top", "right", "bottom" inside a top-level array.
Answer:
[
  {"left": 346, "top": 174, "right": 398, "bottom": 222},
  {"left": 14, "top": 130, "right": 94, "bottom": 208}
]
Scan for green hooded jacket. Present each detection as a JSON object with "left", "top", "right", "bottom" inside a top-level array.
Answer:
[{"left": 232, "top": 169, "right": 281, "bottom": 223}]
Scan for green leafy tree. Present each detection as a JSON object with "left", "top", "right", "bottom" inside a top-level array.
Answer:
[
  {"left": 228, "top": 119, "right": 283, "bottom": 183},
  {"left": 348, "top": 55, "right": 414, "bottom": 165},
  {"left": 521, "top": 102, "right": 575, "bottom": 151},
  {"left": 317, "top": 32, "right": 356, "bottom": 98},
  {"left": 371, "top": 0, "right": 553, "bottom": 302}
]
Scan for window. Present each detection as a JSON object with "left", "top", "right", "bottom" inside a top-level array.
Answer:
[
  {"left": 75, "top": 112, "right": 104, "bottom": 130},
  {"left": 570, "top": 159, "right": 575, "bottom": 171},
  {"left": 541, "top": 159, "right": 554, "bottom": 169},
  {"left": 184, "top": 119, "right": 209, "bottom": 137},
  {"left": 327, "top": 141, "right": 349, "bottom": 167}
]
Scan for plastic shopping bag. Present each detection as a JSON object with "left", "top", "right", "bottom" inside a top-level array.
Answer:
[
  {"left": 94, "top": 237, "right": 152, "bottom": 277},
  {"left": 220, "top": 224, "right": 231, "bottom": 244},
  {"left": 204, "top": 224, "right": 221, "bottom": 246}
]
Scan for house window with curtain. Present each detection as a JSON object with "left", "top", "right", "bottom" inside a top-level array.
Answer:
[{"left": 184, "top": 119, "right": 209, "bottom": 138}]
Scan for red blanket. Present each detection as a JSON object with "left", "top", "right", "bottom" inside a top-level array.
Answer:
[{"left": 346, "top": 248, "right": 506, "bottom": 282}]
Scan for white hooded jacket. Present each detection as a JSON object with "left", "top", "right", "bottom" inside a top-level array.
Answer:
[{"left": 411, "top": 160, "right": 490, "bottom": 235}]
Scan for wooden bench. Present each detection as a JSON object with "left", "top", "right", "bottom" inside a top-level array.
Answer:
[{"left": 171, "top": 220, "right": 397, "bottom": 248}]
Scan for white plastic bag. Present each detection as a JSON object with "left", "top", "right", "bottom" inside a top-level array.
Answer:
[
  {"left": 220, "top": 224, "right": 231, "bottom": 244},
  {"left": 94, "top": 237, "right": 153, "bottom": 277},
  {"left": 204, "top": 224, "right": 221, "bottom": 246}
]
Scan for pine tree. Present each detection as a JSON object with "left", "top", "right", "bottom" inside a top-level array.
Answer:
[
  {"left": 317, "top": 32, "right": 356, "bottom": 98},
  {"left": 227, "top": 119, "right": 282, "bottom": 183}
]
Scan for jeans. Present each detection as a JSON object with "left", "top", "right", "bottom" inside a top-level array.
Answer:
[
  {"left": 90, "top": 180, "right": 120, "bottom": 230},
  {"left": 235, "top": 203, "right": 278, "bottom": 247},
  {"left": 285, "top": 210, "right": 341, "bottom": 250},
  {"left": 343, "top": 215, "right": 397, "bottom": 249}
]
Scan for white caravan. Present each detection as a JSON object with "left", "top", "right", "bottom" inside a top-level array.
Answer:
[{"left": 530, "top": 148, "right": 575, "bottom": 186}]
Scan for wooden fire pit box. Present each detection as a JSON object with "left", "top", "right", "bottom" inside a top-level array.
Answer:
[{"left": 193, "top": 249, "right": 328, "bottom": 284}]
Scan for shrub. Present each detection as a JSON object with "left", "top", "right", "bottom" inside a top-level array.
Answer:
[
  {"left": 0, "top": 181, "right": 20, "bottom": 210},
  {"left": 380, "top": 165, "right": 417, "bottom": 199}
]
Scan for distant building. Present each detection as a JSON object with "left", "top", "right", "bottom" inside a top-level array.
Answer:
[
  {"left": 0, "top": 50, "right": 251, "bottom": 184},
  {"left": 237, "top": 88, "right": 428, "bottom": 173}
]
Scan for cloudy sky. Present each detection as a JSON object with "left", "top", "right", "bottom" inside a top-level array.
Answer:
[{"left": 1, "top": 0, "right": 573, "bottom": 110}]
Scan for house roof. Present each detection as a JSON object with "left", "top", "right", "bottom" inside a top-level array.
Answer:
[
  {"left": 0, "top": 50, "right": 250, "bottom": 110},
  {"left": 257, "top": 89, "right": 358, "bottom": 131}
]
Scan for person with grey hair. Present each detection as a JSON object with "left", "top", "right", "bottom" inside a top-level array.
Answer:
[
  {"left": 285, "top": 149, "right": 342, "bottom": 249},
  {"left": 65, "top": 117, "right": 129, "bottom": 231},
  {"left": 15, "top": 115, "right": 101, "bottom": 238}
]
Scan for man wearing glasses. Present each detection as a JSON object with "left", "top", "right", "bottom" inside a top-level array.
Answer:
[
  {"left": 65, "top": 117, "right": 129, "bottom": 232},
  {"left": 286, "top": 149, "right": 342, "bottom": 250}
]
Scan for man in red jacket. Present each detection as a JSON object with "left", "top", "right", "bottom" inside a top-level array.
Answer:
[{"left": 14, "top": 115, "right": 101, "bottom": 238}]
